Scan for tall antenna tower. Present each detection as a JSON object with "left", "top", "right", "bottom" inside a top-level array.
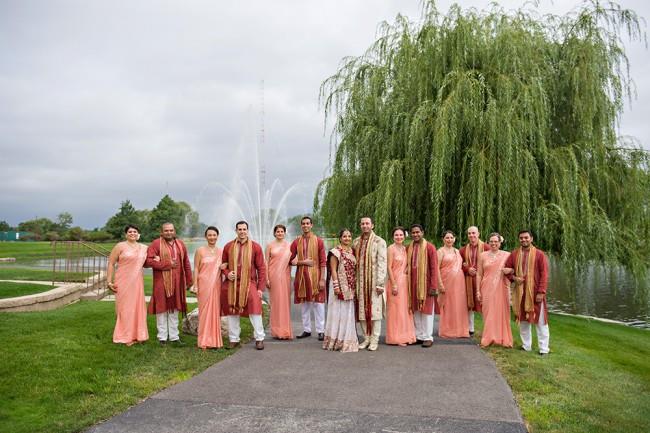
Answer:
[{"left": 258, "top": 80, "right": 266, "bottom": 193}]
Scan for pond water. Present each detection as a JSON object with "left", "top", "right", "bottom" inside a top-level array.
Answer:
[{"left": 7, "top": 241, "right": 648, "bottom": 329}]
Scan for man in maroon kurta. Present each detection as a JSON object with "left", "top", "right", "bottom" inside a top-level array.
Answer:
[
  {"left": 221, "top": 220, "right": 267, "bottom": 350},
  {"left": 407, "top": 224, "right": 439, "bottom": 347},
  {"left": 146, "top": 222, "right": 192, "bottom": 345},
  {"left": 290, "top": 216, "right": 326, "bottom": 340},
  {"left": 503, "top": 230, "right": 550, "bottom": 355},
  {"left": 459, "top": 226, "right": 490, "bottom": 335}
]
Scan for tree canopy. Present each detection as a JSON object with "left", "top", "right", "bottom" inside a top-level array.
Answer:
[{"left": 316, "top": 0, "right": 649, "bottom": 275}]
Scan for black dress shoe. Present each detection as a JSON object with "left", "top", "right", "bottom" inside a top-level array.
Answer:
[
  {"left": 296, "top": 331, "right": 312, "bottom": 339},
  {"left": 318, "top": 333, "right": 324, "bottom": 341},
  {"left": 159, "top": 340, "right": 167, "bottom": 346},
  {"left": 469, "top": 331, "right": 475, "bottom": 336},
  {"left": 255, "top": 341, "right": 265, "bottom": 350},
  {"left": 415, "top": 339, "right": 424, "bottom": 344}
]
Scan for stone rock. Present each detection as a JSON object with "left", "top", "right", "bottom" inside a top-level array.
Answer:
[
  {"left": 182, "top": 307, "right": 229, "bottom": 338},
  {"left": 182, "top": 308, "right": 199, "bottom": 335}
]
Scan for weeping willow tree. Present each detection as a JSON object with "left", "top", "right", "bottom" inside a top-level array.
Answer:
[{"left": 315, "top": 0, "right": 649, "bottom": 276}]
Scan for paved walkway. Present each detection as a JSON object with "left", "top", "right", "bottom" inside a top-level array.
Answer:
[{"left": 88, "top": 307, "right": 526, "bottom": 433}]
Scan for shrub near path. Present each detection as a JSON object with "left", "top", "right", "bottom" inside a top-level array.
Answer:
[{"left": 0, "top": 301, "right": 250, "bottom": 433}]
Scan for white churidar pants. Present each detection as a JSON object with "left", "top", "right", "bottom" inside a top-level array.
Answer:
[
  {"left": 414, "top": 311, "right": 434, "bottom": 341},
  {"left": 228, "top": 314, "right": 265, "bottom": 342},
  {"left": 301, "top": 302, "right": 325, "bottom": 333},
  {"left": 359, "top": 320, "right": 382, "bottom": 342},
  {"left": 468, "top": 310, "right": 475, "bottom": 333},
  {"left": 519, "top": 302, "right": 550, "bottom": 354},
  {"left": 156, "top": 310, "right": 179, "bottom": 341}
]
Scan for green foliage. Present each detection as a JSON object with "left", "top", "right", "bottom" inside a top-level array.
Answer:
[
  {"left": 43, "top": 231, "right": 60, "bottom": 241},
  {"left": 0, "top": 221, "right": 12, "bottom": 231},
  {"left": 84, "top": 230, "right": 113, "bottom": 242},
  {"left": 103, "top": 200, "right": 144, "bottom": 240},
  {"left": 56, "top": 212, "right": 73, "bottom": 231},
  {"left": 17, "top": 217, "right": 56, "bottom": 238},
  {"left": 144, "top": 195, "right": 195, "bottom": 241},
  {"left": 317, "top": 0, "right": 649, "bottom": 276},
  {"left": 65, "top": 227, "right": 84, "bottom": 241}
]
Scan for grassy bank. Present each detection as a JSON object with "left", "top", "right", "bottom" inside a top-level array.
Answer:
[
  {"left": 476, "top": 314, "right": 650, "bottom": 433},
  {"left": 0, "top": 241, "right": 113, "bottom": 261},
  {"left": 0, "top": 267, "right": 90, "bottom": 282},
  {"left": 0, "top": 242, "right": 58, "bottom": 261},
  {"left": 0, "top": 301, "right": 251, "bottom": 433},
  {"left": 0, "top": 281, "right": 55, "bottom": 298}
]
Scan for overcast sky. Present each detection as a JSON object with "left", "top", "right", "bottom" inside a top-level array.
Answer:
[{"left": 1, "top": 0, "right": 648, "bottom": 229}]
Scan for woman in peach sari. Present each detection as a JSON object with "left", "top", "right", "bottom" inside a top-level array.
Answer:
[
  {"left": 107, "top": 224, "right": 149, "bottom": 345},
  {"left": 386, "top": 227, "right": 416, "bottom": 346},
  {"left": 477, "top": 233, "right": 513, "bottom": 348},
  {"left": 266, "top": 224, "right": 293, "bottom": 339},
  {"left": 193, "top": 226, "right": 223, "bottom": 350},
  {"left": 437, "top": 230, "right": 470, "bottom": 338}
]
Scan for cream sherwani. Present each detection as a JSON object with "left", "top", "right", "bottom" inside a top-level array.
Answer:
[{"left": 353, "top": 232, "right": 387, "bottom": 343}]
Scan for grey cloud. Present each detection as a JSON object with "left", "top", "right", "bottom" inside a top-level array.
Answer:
[{"left": 1, "top": 0, "right": 647, "bottom": 228}]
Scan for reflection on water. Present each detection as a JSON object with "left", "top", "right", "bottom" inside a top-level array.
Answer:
[
  {"left": 6, "top": 242, "right": 649, "bottom": 329},
  {"left": 547, "top": 258, "right": 650, "bottom": 329}
]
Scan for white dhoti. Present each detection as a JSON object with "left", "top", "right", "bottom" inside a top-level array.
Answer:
[
  {"left": 519, "top": 302, "right": 550, "bottom": 354},
  {"left": 228, "top": 314, "right": 265, "bottom": 342},
  {"left": 301, "top": 301, "right": 325, "bottom": 333},
  {"left": 156, "top": 310, "right": 180, "bottom": 341},
  {"left": 414, "top": 311, "right": 434, "bottom": 341}
]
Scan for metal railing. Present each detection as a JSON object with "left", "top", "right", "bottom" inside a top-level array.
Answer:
[{"left": 52, "top": 241, "right": 111, "bottom": 299}]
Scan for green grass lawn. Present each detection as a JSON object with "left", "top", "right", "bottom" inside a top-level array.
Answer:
[
  {"left": 0, "top": 281, "right": 55, "bottom": 298},
  {"left": 0, "top": 267, "right": 89, "bottom": 282},
  {"left": 0, "top": 241, "right": 113, "bottom": 261},
  {"left": 0, "top": 301, "right": 252, "bottom": 433},
  {"left": 0, "top": 241, "right": 59, "bottom": 261},
  {"left": 475, "top": 314, "right": 650, "bottom": 433}
]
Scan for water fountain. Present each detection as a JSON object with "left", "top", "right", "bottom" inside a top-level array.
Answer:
[{"left": 191, "top": 85, "right": 301, "bottom": 249}]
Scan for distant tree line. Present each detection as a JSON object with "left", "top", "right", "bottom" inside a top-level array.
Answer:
[{"left": 1, "top": 195, "right": 205, "bottom": 242}]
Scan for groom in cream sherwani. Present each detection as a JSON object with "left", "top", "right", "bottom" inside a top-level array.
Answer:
[{"left": 353, "top": 217, "right": 387, "bottom": 351}]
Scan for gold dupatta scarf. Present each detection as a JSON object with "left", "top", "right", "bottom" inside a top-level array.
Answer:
[
  {"left": 159, "top": 238, "right": 177, "bottom": 297},
  {"left": 513, "top": 246, "right": 537, "bottom": 323},
  {"left": 296, "top": 234, "right": 319, "bottom": 301},
  {"left": 464, "top": 240, "right": 483, "bottom": 309},
  {"left": 228, "top": 239, "right": 253, "bottom": 314},
  {"left": 355, "top": 232, "right": 376, "bottom": 333},
  {"left": 407, "top": 239, "right": 429, "bottom": 312}
]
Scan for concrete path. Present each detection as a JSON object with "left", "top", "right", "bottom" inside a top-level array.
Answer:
[{"left": 88, "top": 307, "right": 526, "bottom": 433}]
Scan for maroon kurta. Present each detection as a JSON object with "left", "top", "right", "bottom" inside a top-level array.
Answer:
[
  {"left": 290, "top": 235, "right": 327, "bottom": 304},
  {"left": 220, "top": 239, "right": 266, "bottom": 317},
  {"left": 504, "top": 248, "right": 549, "bottom": 324},
  {"left": 459, "top": 242, "right": 490, "bottom": 312},
  {"left": 146, "top": 238, "right": 192, "bottom": 315},
  {"left": 409, "top": 241, "right": 439, "bottom": 315}
]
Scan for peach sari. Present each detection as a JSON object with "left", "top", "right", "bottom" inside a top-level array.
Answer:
[
  {"left": 267, "top": 241, "right": 293, "bottom": 339},
  {"left": 479, "top": 250, "right": 513, "bottom": 347},
  {"left": 438, "top": 248, "right": 470, "bottom": 338},
  {"left": 113, "top": 244, "right": 149, "bottom": 344},
  {"left": 197, "top": 248, "right": 223, "bottom": 349},
  {"left": 386, "top": 245, "right": 416, "bottom": 345}
]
